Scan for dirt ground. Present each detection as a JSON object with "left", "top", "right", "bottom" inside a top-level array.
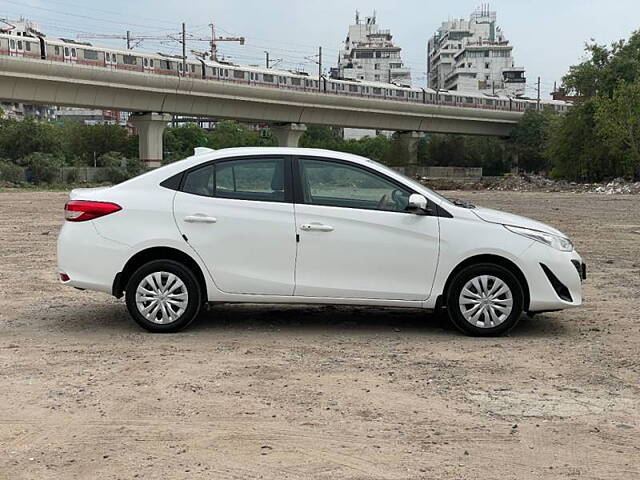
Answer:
[{"left": 0, "top": 190, "right": 638, "bottom": 480}]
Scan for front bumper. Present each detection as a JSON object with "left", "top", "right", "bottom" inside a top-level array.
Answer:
[{"left": 518, "top": 242, "right": 585, "bottom": 312}]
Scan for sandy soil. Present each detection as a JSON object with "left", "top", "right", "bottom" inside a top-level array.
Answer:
[{"left": 0, "top": 190, "right": 638, "bottom": 480}]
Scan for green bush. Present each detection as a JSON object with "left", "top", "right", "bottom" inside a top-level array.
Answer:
[
  {"left": 0, "top": 161, "right": 26, "bottom": 184},
  {"left": 19, "top": 152, "right": 62, "bottom": 184},
  {"left": 95, "top": 153, "right": 146, "bottom": 184}
]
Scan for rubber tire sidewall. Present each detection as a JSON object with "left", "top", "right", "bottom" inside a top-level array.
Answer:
[
  {"left": 125, "top": 259, "right": 202, "bottom": 333},
  {"left": 446, "top": 263, "right": 524, "bottom": 337}
]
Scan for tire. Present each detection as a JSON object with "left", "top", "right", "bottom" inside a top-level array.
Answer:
[
  {"left": 446, "top": 263, "right": 524, "bottom": 337},
  {"left": 125, "top": 259, "right": 202, "bottom": 333}
]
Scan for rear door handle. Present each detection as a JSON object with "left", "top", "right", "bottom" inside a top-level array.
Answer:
[
  {"left": 184, "top": 214, "right": 217, "bottom": 224},
  {"left": 300, "top": 223, "right": 334, "bottom": 232}
]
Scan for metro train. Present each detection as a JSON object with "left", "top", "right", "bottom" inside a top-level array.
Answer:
[{"left": 0, "top": 32, "right": 571, "bottom": 113}]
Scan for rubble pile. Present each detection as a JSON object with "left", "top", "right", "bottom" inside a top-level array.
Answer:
[{"left": 423, "top": 174, "right": 640, "bottom": 195}]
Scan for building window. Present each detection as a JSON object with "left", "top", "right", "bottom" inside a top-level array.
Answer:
[
  {"left": 374, "top": 74, "right": 380, "bottom": 81},
  {"left": 485, "top": 63, "right": 490, "bottom": 69}
]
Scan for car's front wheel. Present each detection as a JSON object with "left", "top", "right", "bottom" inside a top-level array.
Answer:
[
  {"left": 125, "top": 260, "right": 202, "bottom": 333},
  {"left": 446, "top": 263, "right": 524, "bottom": 337}
]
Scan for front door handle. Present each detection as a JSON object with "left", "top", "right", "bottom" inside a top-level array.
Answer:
[
  {"left": 184, "top": 214, "right": 218, "bottom": 224},
  {"left": 300, "top": 223, "right": 334, "bottom": 232}
]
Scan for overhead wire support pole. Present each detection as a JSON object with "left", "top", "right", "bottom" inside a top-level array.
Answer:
[
  {"left": 318, "top": 46, "right": 322, "bottom": 91},
  {"left": 182, "top": 22, "right": 187, "bottom": 75},
  {"left": 537, "top": 76, "right": 541, "bottom": 111},
  {"left": 265, "top": 51, "right": 270, "bottom": 69},
  {"left": 126, "top": 30, "right": 131, "bottom": 50}
]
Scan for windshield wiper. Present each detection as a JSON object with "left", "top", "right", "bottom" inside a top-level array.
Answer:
[{"left": 450, "top": 198, "right": 476, "bottom": 209}]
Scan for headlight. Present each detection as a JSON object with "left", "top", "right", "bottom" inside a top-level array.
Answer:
[{"left": 505, "top": 225, "right": 574, "bottom": 252}]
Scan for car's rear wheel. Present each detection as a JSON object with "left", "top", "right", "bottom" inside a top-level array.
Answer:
[
  {"left": 125, "top": 260, "right": 202, "bottom": 333},
  {"left": 446, "top": 263, "right": 524, "bottom": 337}
]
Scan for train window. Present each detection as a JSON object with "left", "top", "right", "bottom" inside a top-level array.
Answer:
[
  {"left": 486, "top": 99, "right": 494, "bottom": 106},
  {"left": 25, "top": 42, "right": 31, "bottom": 52},
  {"left": 64, "top": 47, "right": 69, "bottom": 56},
  {"left": 191, "top": 64, "right": 195, "bottom": 73},
  {"left": 17, "top": 41, "right": 22, "bottom": 49},
  {"left": 373, "top": 87, "right": 382, "bottom": 95},
  {"left": 84, "top": 50, "right": 98, "bottom": 60},
  {"left": 465, "top": 97, "right": 473, "bottom": 103},
  {"left": 55, "top": 46, "right": 60, "bottom": 55},
  {"left": 396, "top": 90, "right": 405, "bottom": 97},
  {"left": 224, "top": 69, "right": 229, "bottom": 77},
  {"left": 150, "top": 59, "right": 154, "bottom": 68},
  {"left": 123, "top": 55, "right": 137, "bottom": 65},
  {"left": 263, "top": 74, "right": 274, "bottom": 83},
  {"left": 444, "top": 95, "right": 452, "bottom": 102},
  {"left": 10, "top": 39, "right": 15, "bottom": 49},
  {"left": 291, "top": 78, "right": 301, "bottom": 86},
  {"left": 233, "top": 70, "right": 245, "bottom": 79},
  {"left": 178, "top": 63, "right": 182, "bottom": 71},
  {"left": 144, "top": 58, "right": 148, "bottom": 66},
  {"left": 71, "top": 48, "right": 76, "bottom": 57},
  {"left": 349, "top": 85, "right": 358, "bottom": 93}
]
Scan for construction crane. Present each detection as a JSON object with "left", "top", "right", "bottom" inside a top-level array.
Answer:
[
  {"left": 188, "top": 24, "right": 244, "bottom": 61},
  {"left": 78, "top": 23, "right": 244, "bottom": 59}
]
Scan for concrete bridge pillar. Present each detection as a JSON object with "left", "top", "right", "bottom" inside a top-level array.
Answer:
[
  {"left": 129, "top": 112, "right": 172, "bottom": 169},
  {"left": 272, "top": 123, "right": 307, "bottom": 147},
  {"left": 397, "top": 131, "right": 424, "bottom": 165}
]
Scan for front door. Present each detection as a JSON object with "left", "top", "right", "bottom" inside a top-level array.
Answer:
[
  {"left": 293, "top": 158, "right": 440, "bottom": 301},
  {"left": 173, "top": 156, "right": 297, "bottom": 296}
]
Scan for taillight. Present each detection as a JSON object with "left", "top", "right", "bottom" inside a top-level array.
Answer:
[{"left": 65, "top": 201, "right": 122, "bottom": 222}]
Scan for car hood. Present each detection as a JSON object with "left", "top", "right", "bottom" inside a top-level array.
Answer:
[{"left": 471, "top": 206, "right": 566, "bottom": 237}]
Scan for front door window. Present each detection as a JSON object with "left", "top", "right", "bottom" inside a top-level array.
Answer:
[{"left": 299, "top": 159, "right": 410, "bottom": 212}]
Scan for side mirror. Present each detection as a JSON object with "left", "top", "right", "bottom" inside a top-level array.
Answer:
[{"left": 406, "top": 194, "right": 430, "bottom": 215}]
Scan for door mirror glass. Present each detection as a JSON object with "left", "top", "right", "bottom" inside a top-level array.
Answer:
[{"left": 407, "top": 194, "right": 428, "bottom": 214}]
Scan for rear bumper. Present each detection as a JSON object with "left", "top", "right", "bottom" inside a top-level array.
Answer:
[
  {"left": 57, "top": 221, "right": 128, "bottom": 294},
  {"left": 519, "top": 242, "right": 585, "bottom": 312}
]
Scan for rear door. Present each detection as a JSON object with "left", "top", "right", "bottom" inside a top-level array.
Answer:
[
  {"left": 173, "top": 156, "right": 297, "bottom": 296},
  {"left": 292, "top": 157, "right": 440, "bottom": 301}
]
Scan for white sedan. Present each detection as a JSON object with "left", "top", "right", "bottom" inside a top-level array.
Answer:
[{"left": 58, "top": 147, "right": 586, "bottom": 336}]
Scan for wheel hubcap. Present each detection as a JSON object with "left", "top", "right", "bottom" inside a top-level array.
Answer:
[
  {"left": 135, "top": 272, "right": 188, "bottom": 325},
  {"left": 459, "top": 275, "right": 513, "bottom": 329}
]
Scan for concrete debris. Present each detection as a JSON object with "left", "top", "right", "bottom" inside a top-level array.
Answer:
[{"left": 422, "top": 174, "right": 640, "bottom": 195}]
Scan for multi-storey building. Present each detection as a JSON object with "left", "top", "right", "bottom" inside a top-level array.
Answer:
[
  {"left": 427, "top": 5, "right": 525, "bottom": 96},
  {"left": 334, "top": 12, "right": 411, "bottom": 87}
]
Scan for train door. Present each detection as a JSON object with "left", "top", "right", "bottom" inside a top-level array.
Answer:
[
  {"left": 143, "top": 57, "right": 155, "bottom": 73},
  {"left": 63, "top": 46, "right": 78, "bottom": 64},
  {"left": 9, "top": 38, "right": 24, "bottom": 57},
  {"left": 105, "top": 52, "right": 117, "bottom": 68}
]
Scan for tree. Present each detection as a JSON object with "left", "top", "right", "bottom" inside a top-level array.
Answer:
[
  {"left": 164, "top": 123, "right": 209, "bottom": 161},
  {"left": 207, "top": 120, "right": 275, "bottom": 150},
  {"left": 595, "top": 81, "right": 640, "bottom": 178},
  {"left": 0, "top": 118, "right": 62, "bottom": 160},
  {"left": 62, "top": 123, "right": 134, "bottom": 165},
  {"left": 509, "top": 110, "right": 554, "bottom": 173}
]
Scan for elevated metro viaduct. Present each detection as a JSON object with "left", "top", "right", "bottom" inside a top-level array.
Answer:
[{"left": 0, "top": 56, "right": 523, "bottom": 167}]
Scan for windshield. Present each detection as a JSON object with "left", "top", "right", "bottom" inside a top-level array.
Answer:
[{"left": 367, "top": 159, "right": 455, "bottom": 206}]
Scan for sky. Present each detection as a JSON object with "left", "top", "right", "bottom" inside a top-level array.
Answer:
[{"left": 2, "top": 0, "right": 639, "bottom": 96}]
